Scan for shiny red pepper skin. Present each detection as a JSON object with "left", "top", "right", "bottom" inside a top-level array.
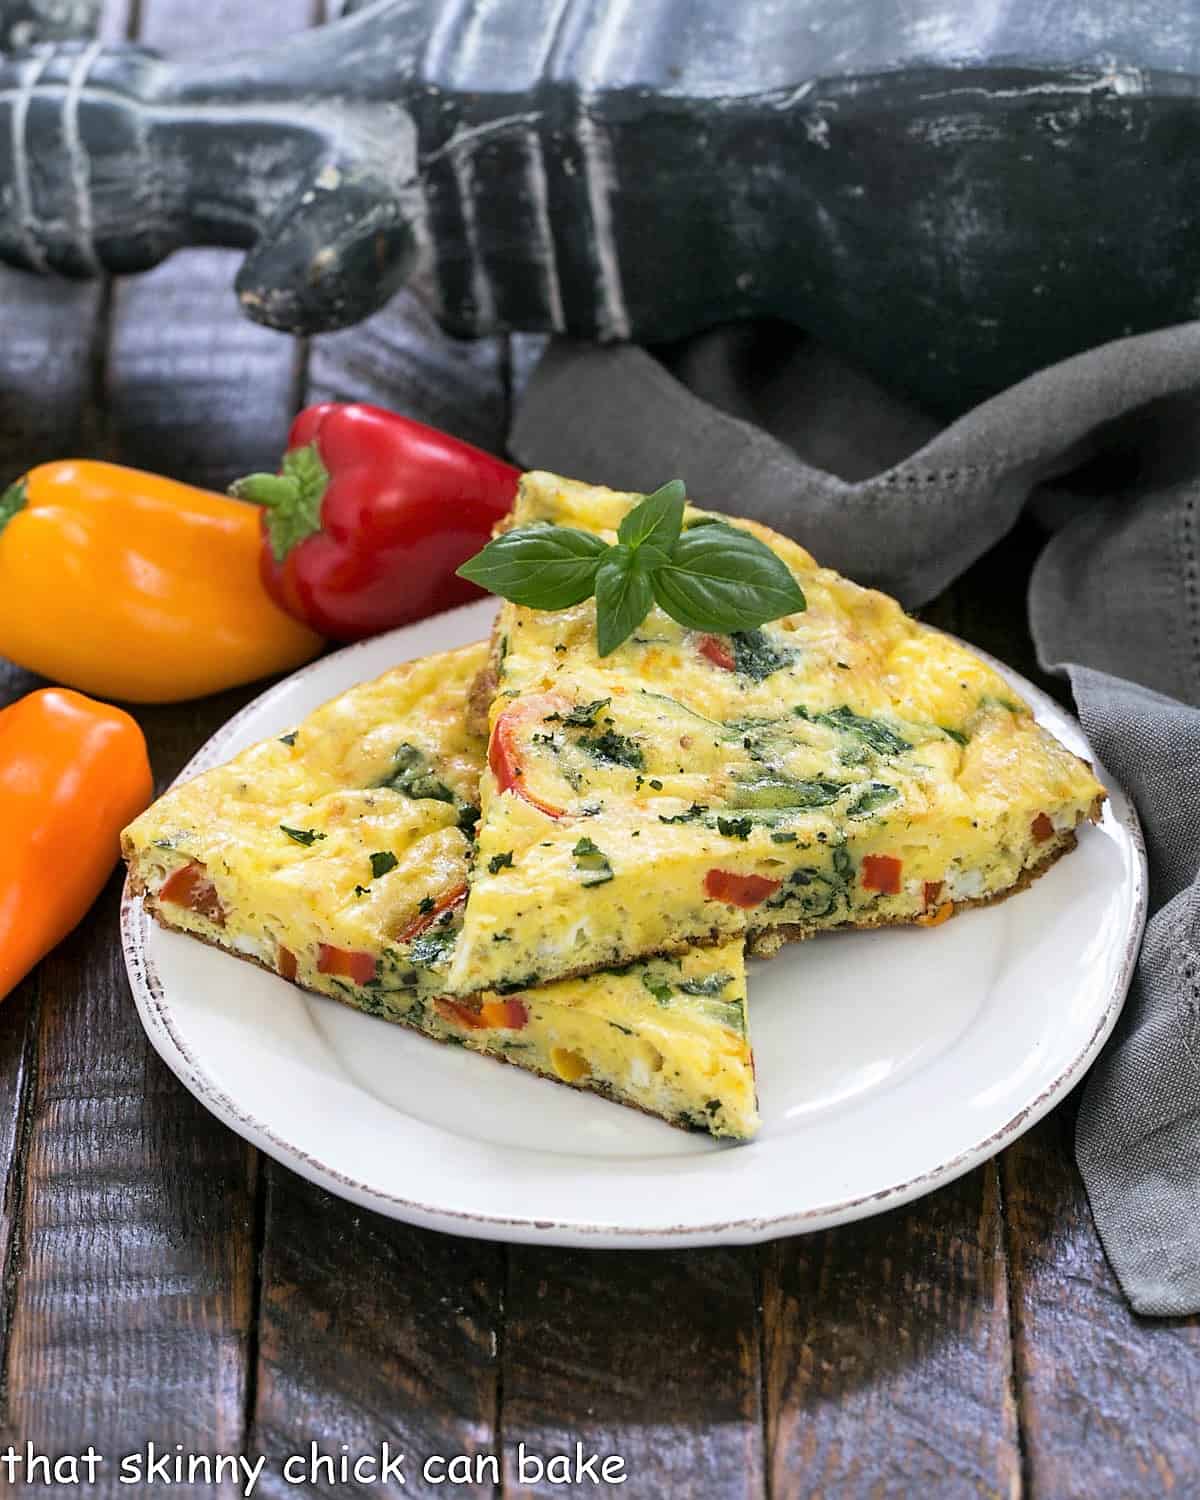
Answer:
[{"left": 243, "top": 403, "right": 520, "bottom": 642}]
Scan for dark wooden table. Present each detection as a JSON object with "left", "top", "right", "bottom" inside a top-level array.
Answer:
[{"left": 1, "top": 4, "right": 1197, "bottom": 1497}]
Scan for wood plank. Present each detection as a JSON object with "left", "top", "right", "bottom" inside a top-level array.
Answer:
[
  {"left": 249, "top": 283, "right": 512, "bottom": 1500},
  {"left": 251, "top": 1172, "right": 502, "bottom": 1500},
  {"left": 0, "top": 0, "right": 311, "bottom": 1482},
  {"left": 502, "top": 1245, "right": 764, "bottom": 1500},
  {"left": 2, "top": 878, "right": 259, "bottom": 1487},
  {"left": 764, "top": 1166, "right": 1021, "bottom": 1499},
  {"left": 1005, "top": 1114, "right": 1200, "bottom": 1498},
  {"left": 0, "top": 198, "right": 110, "bottom": 1449},
  {"left": 0, "top": 662, "right": 42, "bottom": 1371}
]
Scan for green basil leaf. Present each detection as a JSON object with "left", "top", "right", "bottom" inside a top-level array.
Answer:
[
  {"left": 595, "top": 548, "right": 654, "bottom": 656},
  {"left": 651, "top": 523, "right": 805, "bottom": 632},
  {"left": 457, "top": 525, "right": 607, "bottom": 609},
  {"left": 618, "top": 480, "right": 686, "bottom": 554}
]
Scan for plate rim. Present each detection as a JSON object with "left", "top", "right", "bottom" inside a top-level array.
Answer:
[{"left": 121, "top": 600, "right": 1148, "bottom": 1247}]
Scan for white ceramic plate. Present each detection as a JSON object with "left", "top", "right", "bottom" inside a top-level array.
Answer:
[{"left": 122, "top": 599, "right": 1146, "bottom": 1247}]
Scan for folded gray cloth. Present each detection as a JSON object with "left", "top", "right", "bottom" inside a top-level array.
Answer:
[{"left": 510, "top": 325, "right": 1200, "bottom": 1316}]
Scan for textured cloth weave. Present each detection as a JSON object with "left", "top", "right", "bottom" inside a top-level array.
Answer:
[{"left": 511, "top": 324, "right": 1200, "bottom": 1315}]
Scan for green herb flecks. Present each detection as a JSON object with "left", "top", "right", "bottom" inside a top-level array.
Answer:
[
  {"left": 846, "top": 783, "right": 899, "bottom": 818},
  {"left": 488, "top": 851, "right": 514, "bottom": 874},
  {"left": 730, "top": 628, "right": 794, "bottom": 681},
  {"left": 407, "top": 925, "right": 458, "bottom": 969},
  {"left": 280, "top": 825, "right": 325, "bottom": 846},
  {"left": 572, "top": 836, "right": 614, "bottom": 887},
  {"left": 717, "top": 815, "right": 753, "bottom": 840},
  {"left": 658, "top": 803, "right": 709, "bottom": 825},
  {"left": 559, "top": 698, "right": 611, "bottom": 727},
  {"left": 579, "top": 729, "right": 644, "bottom": 770},
  {"left": 678, "top": 972, "right": 733, "bottom": 997},
  {"left": 381, "top": 743, "right": 455, "bottom": 803},
  {"left": 641, "top": 972, "right": 675, "bottom": 1006},
  {"left": 729, "top": 774, "right": 847, "bottom": 810},
  {"left": 801, "top": 705, "right": 912, "bottom": 757},
  {"left": 369, "top": 850, "right": 398, "bottom": 879},
  {"left": 278, "top": 731, "right": 298, "bottom": 747}
]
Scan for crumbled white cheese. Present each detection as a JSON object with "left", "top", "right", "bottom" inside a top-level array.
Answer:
[{"left": 945, "top": 866, "right": 986, "bottom": 901}]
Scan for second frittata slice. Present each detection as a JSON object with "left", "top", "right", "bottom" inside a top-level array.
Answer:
[{"left": 121, "top": 642, "right": 757, "bottom": 1139}]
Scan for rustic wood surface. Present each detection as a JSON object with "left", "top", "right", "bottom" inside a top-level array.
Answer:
[{"left": 0, "top": 5, "right": 1197, "bottom": 1498}]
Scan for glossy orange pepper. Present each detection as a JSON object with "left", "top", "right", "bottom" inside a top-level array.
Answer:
[
  {"left": 0, "top": 461, "right": 323, "bottom": 702},
  {"left": 0, "top": 689, "right": 153, "bottom": 1000}
]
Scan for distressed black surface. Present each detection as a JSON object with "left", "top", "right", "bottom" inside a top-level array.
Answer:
[{"left": 1, "top": 0, "right": 1200, "bottom": 411}]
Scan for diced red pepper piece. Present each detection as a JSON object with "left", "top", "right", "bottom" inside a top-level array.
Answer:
[
  {"left": 397, "top": 882, "right": 468, "bottom": 944},
  {"left": 488, "top": 693, "right": 568, "bottom": 818},
  {"left": 697, "top": 633, "right": 736, "bottom": 671},
  {"left": 480, "top": 998, "right": 530, "bottom": 1030},
  {"left": 317, "top": 944, "right": 377, "bottom": 984},
  {"left": 1031, "top": 812, "right": 1054, "bottom": 842},
  {"left": 862, "top": 854, "right": 903, "bottom": 895},
  {"left": 434, "top": 996, "right": 488, "bottom": 1030},
  {"left": 277, "top": 946, "right": 298, "bottom": 982},
  {"left": 923, "top": 880, "right": 944, "bottom": 908},
  {"left": 703, "top": 868, "right": 782, "bottom": 908},
  {"left": 159, "top": 861, "right": 225, "bottom": 926}
]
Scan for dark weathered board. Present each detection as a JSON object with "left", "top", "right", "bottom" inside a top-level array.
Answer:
[
  {"left": 0, "top": 0, "right": 301, "bottom": 1490},
  {"left": 764, "top": 1167, "right": 1020, "bottom": 1497},
  {"left": 246, "top": 216, "right": 513, "bottom": 1500},
  {"left": 250, "top": 1172, "right": 503, "bottom": 1500},
  {"left": 1005, "top": 1111, "right": 1200, "bottom": 1497},
  {"left": 2, "top": 878, "right": 259, "bottom": 1485},
  {"left": 502, "top": 1246, "right": 764, "bottom": 1500}
]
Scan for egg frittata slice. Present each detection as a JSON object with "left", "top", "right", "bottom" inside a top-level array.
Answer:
[
  {"left": 446, "top": 473, "right": 1106, "bottom": 997},
  {"left": 121, "top": 642, "right": 758, "bottom": 1140}
]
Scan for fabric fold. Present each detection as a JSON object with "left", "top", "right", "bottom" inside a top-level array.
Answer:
[{"left": 511, "top": 321, "right": 1200, "bottom": 1315}]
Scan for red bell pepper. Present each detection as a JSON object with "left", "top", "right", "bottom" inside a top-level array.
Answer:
[
  {"left": 160, "top": 861, "right": 225, "bottom": 926},
  {"left": 233, "top": 403, "right": 520, "bottom": 642},
  {"left": 703, "top": 869, "right": 782, "bottom": 908},
  {"left": 488, "top": 693, "right": 569, "bottom": 819},
  {"left": 396, "top": 883, "right": 468, "bottom": 944},
  {"left": 697, "top": 634, "right": 736, "bottom": 671},
  {"left": 317, "top": 944, "right": 377, "bottom": 984},
  {"left": 861, "top": 854, "right": 903, "bottom": 895}
]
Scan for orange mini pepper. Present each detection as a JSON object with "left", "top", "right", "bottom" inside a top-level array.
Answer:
[
  {"left": 0, "top": 461, "right": 323, "bottom": 703},
  {"left": 0, "top": 689, "right": 153, "bottom": 1000}
]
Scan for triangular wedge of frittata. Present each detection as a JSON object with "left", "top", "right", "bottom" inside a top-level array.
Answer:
[
  {"left": 122, "top": 642, "right": 757, "bottom": 1140},
  {"left": 445, "top": 473, "right": 1106, "bottom": 997}
]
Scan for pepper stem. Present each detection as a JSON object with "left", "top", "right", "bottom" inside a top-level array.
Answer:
[
  {"left": 230, "top": 442, "right": 329, "bottom": 562},
  {"left": 0, "top": 478, "right": 27, "bottom": 534}
]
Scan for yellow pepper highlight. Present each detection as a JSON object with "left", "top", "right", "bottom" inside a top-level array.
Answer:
[{"left": 0, "top": 461, "right": 323, "bottom": 702}]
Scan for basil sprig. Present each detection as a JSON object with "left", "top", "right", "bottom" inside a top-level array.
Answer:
[{"left": 457, "top": 481, "right": 805, "bottom": 655}]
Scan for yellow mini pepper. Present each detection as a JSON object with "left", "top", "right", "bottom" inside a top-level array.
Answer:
[{"left": 0, "top": 461, "right": 323, "bottom": 702}]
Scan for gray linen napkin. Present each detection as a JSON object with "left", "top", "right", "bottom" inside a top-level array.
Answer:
[{"left": 510, "top": 325, "right": 1200, "bottom": 1316}]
